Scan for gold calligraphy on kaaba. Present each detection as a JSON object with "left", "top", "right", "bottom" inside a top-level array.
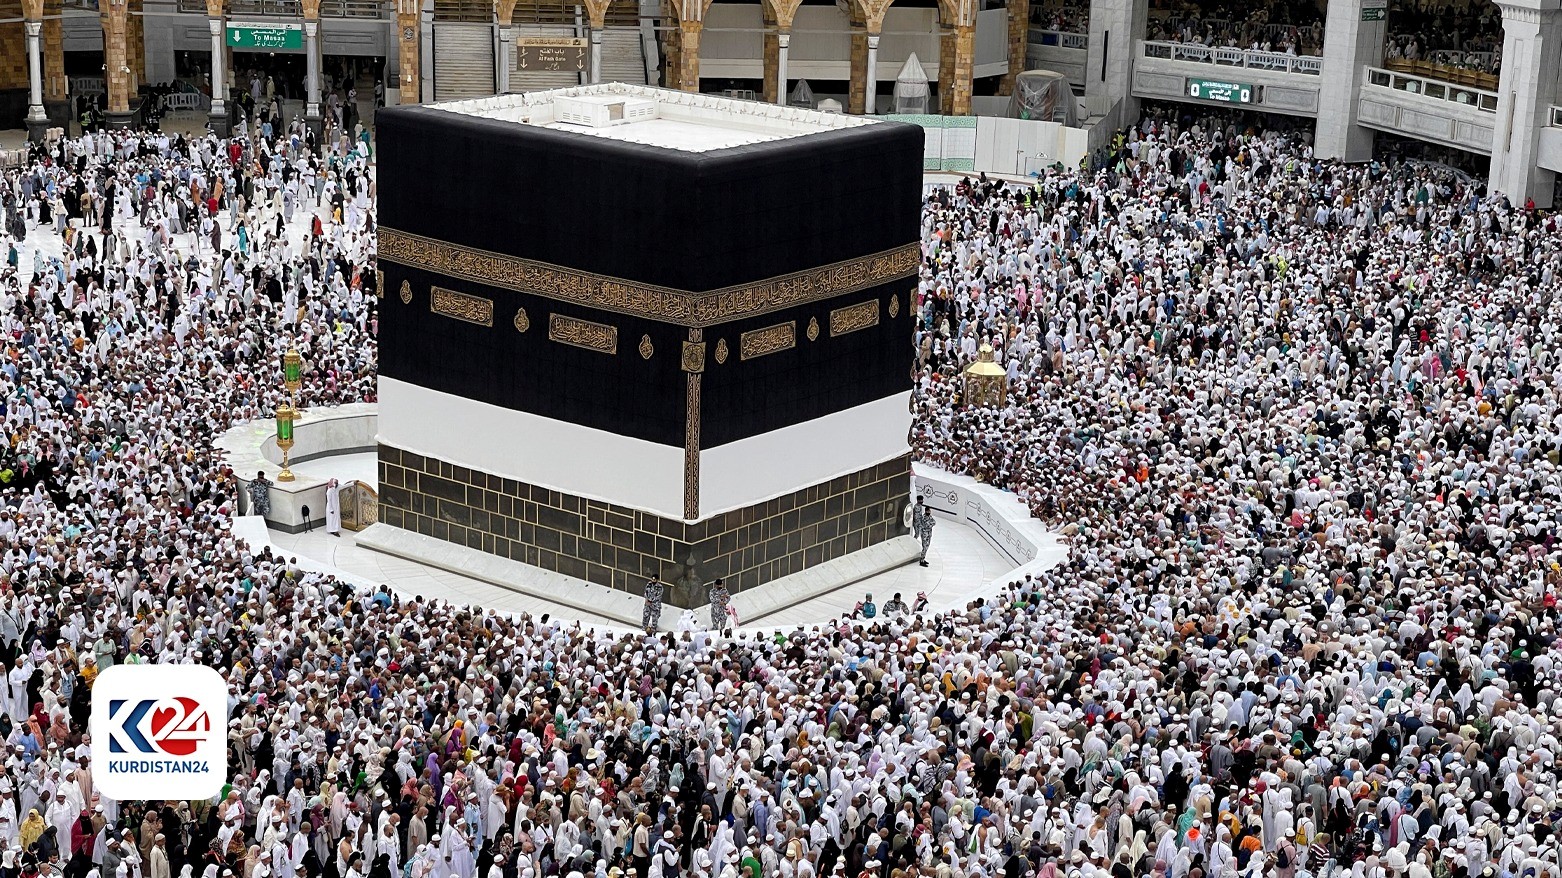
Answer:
[
  {"left": 378, "top": 228, "right": 920, "bottom": 327},
  {"left": 740, "top": 322, "right": 796, "bottom": 361},
  {"left": 684, "top": 329, "right": 703, "bottom": 522},
  {"left": 830, "top": 300, "right": 880, "bottom": 337},
  {"left": 431, "top": 287, "right": 495, "bottom": 327},
  {"left": 549, "top": 314, "right": 618, "bottom": 354},
  {"left": 681, "top": 341, "right": 705, "bottom": 373}
]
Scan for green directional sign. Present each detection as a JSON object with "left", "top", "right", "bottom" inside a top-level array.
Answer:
[
  {"left": 226, "top": 23, "right": 304, "bottom": 50},
  {"left": 1361, "top": 5, "right": 1387, "bottom": 21},
  {"left": 1187, "top": 78, "right": 1257, "bottom": 104}
]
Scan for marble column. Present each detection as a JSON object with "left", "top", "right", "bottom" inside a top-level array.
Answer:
[
  {"left": 497, "top": 25, "right": 513, "bottom": 92},
  {"left": 25, "top": 20, "right": 47, "bottom": 141},
  {"left": 305, "top": 19, "right": 323, "bottom": 135},
  {"left": 207, "top": 16, "right": 229, "bottom": 135},
  {"left": 865, "top": 32, "right": 879, "bottom": 114},
  {"left": 1315, "top": 0, "right": 1387, "bottom": 161},
  {"left": 776, "top": 30, "right": 789, "bottom": 104},
  {"left": 1490, "top": 0, "right": 1562, "bottom": 207},
  {"left": 590, "top": 26, "right": 603, "bottom": 84}
]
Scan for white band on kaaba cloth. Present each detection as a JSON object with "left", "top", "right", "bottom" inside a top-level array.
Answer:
[{"left": 379, "top": 377, "right": 910, "bottom": 522}]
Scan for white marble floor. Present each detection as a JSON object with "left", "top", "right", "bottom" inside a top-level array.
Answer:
[
  {"left": 288, "top": 451, "right": 378, "bottom": 486},
  {"left": 263, "top": 514, "right": 1014, "bottom": 632}
]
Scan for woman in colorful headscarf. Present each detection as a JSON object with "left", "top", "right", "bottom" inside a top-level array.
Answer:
[{"left": 18, "top": 809, "right": 44, "bottom": 852}]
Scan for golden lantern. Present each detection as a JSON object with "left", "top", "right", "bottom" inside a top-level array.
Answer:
[
  {"left": 275, "top": 403, "right": 299, "bottom": 482},
  {"left": 962, "top": 343, "right": 1007, "bottom": 407},
  {"left": 283, "top": 347, "right": 303, "bottom": 395}
]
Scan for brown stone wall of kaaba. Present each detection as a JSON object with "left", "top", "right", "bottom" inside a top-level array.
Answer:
[{"left": 378, "top": 446, "right": 911, "bottom": 608}]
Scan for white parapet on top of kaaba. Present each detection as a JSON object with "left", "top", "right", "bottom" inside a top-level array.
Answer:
[{"left": 427, "top": 83, "right": 877, "bottom": 153}]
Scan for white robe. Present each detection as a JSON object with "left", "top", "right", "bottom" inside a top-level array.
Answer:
[{"left": 324, "top": 484, "right": 342, "bottom": 534}]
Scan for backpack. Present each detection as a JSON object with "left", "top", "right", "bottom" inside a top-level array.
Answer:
[{"left": 1277, "top": 844, "right": 1293, "bottom": 869}]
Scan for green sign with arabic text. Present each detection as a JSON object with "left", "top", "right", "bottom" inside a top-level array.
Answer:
[
  {"left": 226, "top": 23, "right": 304, "bottom": 51},
  {"left": 1187, "top": 78, "right": 1257, "bottom": 104}
]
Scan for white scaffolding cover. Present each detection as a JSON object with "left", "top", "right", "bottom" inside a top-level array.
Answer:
[{"left": 893, "top": 53, "right": 931, "bottom": 115}]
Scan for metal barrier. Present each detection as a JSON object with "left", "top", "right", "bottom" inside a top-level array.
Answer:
[
  {"left": 1027, "top": 28, "right": 1087, "bottom": 49},
  {"left": 1366, "top": 66, "right": 1499, "bottom": 113},
  {"left": 1140, "top": 40, "right": 1321, "bottom": 75},
  {"left": 71, "top": 75, "right": 105, "bottom": 95},
  {"left": 163, "top": 92, "right": 210, "bottom": 113}
]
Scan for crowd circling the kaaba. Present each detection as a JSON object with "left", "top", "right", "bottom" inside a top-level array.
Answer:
[{"left": 0, "top": 92, "right": 1561, "bottom": 878}]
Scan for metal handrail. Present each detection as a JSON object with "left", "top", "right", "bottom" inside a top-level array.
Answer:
[
  {"left": 1140, "top": 40, "right": 1321, "bottom": 75},
  {"left": 1364, "top": 66, "right": 1499, "bottom": 113}
]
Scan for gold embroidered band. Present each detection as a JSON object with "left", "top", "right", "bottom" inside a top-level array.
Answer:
[{"left": 379, "top": 228, "right": 920, "bottom": 327}]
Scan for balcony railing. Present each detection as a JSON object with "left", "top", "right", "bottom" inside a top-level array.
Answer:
[
  {"left": 1366, "top": 66, "right": 1499, "bottom": 113},
  {"left": 1382, "top": 58, "right": 1499, "bottom": 92},
  {"left": 1426, "top": 49, "right": 1497, "bottom": 69},
  {"left": 176, "top": 0, "right": 387, "bottom": 18},
  {"left": 1141, "top": 40, "right": 1321, "bottom": 75},
  {"left": 1028, "top": 29, "right": 1087, "bottom": 50},
  {"left": 71, "top": 75, "right": 105, "bottom": 95}
]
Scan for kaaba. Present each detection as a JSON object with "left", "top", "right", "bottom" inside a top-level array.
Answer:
[{"left": 373, "top": 84, "right": 922, "bottom": 609}]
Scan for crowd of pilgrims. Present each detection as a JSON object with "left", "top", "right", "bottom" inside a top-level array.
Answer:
[
  {"left": 0, "top": 98, "right": 1556, "bottom": 878},
  {"left": 1383, "top": 0, "right": 1504, "bottom": 75}
]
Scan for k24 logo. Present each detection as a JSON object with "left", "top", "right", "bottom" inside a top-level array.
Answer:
[
  {"left": 90, "top": 664, "right": 228, "bottom": 800},
  {"left": 106, "top": 696, "right": 211, "bottom": 756}
]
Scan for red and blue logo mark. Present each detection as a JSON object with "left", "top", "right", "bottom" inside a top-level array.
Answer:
[{"left": 106, "top": 697, "right": 210, "bottom": 756}]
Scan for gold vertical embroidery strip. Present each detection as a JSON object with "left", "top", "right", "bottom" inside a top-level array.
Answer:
[{"left": 684, "top": 328, "right": 702, "bottom": 521}]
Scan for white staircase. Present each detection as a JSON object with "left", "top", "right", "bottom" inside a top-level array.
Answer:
[
  {"left": 511, "top": 24, "right": 582, "bottom": 92},
  {"left": 598, "top": 27, "right": 648, "bottom": 84}
]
